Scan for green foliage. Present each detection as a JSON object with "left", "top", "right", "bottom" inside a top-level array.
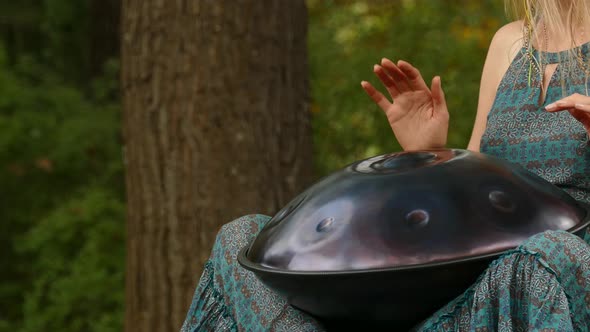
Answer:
[
  {"left": 0, "top": 48, "right": 124, "bottom": 330},
  {"left": 0, "top": 1, "right": 123, "bottom": 331},
  {"left": 18, "top": 189, "right": 124, "bottom": 332},
  {"left": 41, "top": 0, "right": 92, "bottom": 83},
  {"left": 308, "top": 0, "right": 507, "bottom": 175}
]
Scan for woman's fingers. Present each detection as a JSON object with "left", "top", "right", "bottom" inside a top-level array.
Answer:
[
  {"left": 574, "top": 103, "right": 590, "bottom": 111},
  {"left": 398, "top": 60, "right": 430, "bottom": 92},
  {"left": 545, "top": 93, "right": 590, "bottom": 133},
  {"left": 546, "top": 102, "right": 590, "bottom": 112},
  {"left": 545, "top": 101, "right": 576, "bottom": 112},
  {"left": 361, "top": 81, "right": 391, "bottom": 111},
  {"left": 373, "top": 65, "right": 400, "bottom": 98},
  {"left": 431, "top": 76, "right": 447, "bottom": 113},
  {"left": 380, "top": 58, "right": 411, "bottom": 92},
  {"left": 546, "top": 93, "right": 590, "bottom": 112}
]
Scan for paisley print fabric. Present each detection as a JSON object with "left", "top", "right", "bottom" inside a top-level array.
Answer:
[
  {"left": 480, "top": 43, "right": 590, "bottom": 203},
  {"left": 413, "top": 231, "right": 590, "bottom": 331},
  {"left": 182, "top": 44, "right": 590, "bottom": 331}
]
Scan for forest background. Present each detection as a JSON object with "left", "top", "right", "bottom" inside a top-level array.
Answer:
[{"left": 0, "top": 1, "right": 505, "bottom": 331}]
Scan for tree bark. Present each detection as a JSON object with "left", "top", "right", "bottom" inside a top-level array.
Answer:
[{"left": 121, "top": 1, "right": 312, "bottom": 331}]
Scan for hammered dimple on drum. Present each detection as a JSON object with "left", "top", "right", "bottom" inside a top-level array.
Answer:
[
  {"left": 488, "top": 190, "right": 516, "bottom": 213},
  {"left": 376, "top": 152, "right": 438, "bottom": 172},
  {"left": 405, "top": 209, "right": 430, "bottom": 228},
  {"left": 316, "top": 217, "right": 335, "bottom": 233}
]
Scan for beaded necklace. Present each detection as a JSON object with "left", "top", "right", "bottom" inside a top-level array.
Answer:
[
  {"left": 521, "top": 21, "right": 590, "bottom": 103},
  {"left": 523, "top": 21, "right": 548, "bottom": 88}
]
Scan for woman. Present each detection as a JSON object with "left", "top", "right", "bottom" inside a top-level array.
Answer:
[{"left": 182, "top": 0, "right": 590, "bottom": 330}]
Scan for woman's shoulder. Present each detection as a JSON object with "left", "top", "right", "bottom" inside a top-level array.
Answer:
[
  {"left": 489, "top": 20, "right": 525, "bottom": 61},
  {"left": 494, "top": 20, "right": 525, "bottom": 40}
]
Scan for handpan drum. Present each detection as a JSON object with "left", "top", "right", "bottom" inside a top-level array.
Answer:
[{"left": 237, "top": 149, "right": 590, "bottom": 330}]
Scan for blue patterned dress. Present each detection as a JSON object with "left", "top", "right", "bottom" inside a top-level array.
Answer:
[{"left": 181, "top": 43, "right": 590, "bottom": 331}]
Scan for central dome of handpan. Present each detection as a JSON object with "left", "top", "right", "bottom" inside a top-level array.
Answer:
[{"left": 238, "top": 149, "right": 590, "bottom": 329}]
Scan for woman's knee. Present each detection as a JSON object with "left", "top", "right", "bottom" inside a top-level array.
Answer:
[
  {"left": 519, "top": 230, "right": 590, "bottom": 275},
  {"left": 521, "top": 230, "right": 587, "bottom": 253},
  {"left": 211, "top": 214, "right": 271, "bottom": 253},
  {"left": 218, "top": 214, "right": 271, "bottom": 236}
]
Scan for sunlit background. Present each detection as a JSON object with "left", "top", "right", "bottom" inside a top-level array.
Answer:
[{"left": 0, "top": 1, "right": 505, "bottom": 331}]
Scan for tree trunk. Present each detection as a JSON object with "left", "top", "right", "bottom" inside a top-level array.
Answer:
[{"left": 121, "top": 1, "right": 312, "bottom": 331}]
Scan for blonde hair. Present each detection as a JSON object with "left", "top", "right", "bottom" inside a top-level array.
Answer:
[
  {"left": 504, "top": 0, "right": 590, "bottom": 93},
  {"left": 505, "top": 0, "right": 590, "bottom": 44}
]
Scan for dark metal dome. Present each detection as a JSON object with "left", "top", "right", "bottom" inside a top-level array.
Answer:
[{"left": 238, "top": 149, "right": 590, "bottom": 329}]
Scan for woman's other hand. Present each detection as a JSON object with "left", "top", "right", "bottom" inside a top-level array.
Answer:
[
  {"left": 545, "top": 93, "right": 590, "bottom": 134},
  {"left": 361, "top": 58, "right": 449, "bottom": 151}
]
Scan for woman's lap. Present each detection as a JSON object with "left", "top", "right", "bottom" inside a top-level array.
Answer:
[
  {"left": 181, "top": 215, "right": 324, "bottom": 332},
  {"left": 182, "top": 215, "right": 590, "bottom": 332},
  {"left": 415, "top": 231, "right": 590, "bottom": 331}
]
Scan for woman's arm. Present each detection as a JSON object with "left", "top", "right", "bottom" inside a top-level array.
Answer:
[{"left": 467, "top": 21, "right": 524, "bottom": 152}]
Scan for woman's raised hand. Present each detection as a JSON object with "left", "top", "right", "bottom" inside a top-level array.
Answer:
[
  {"left": 361, "top": 58, "right": 449, "bottom": 151},
  {"left": 545, "top": 93, "right": 590, "bottom": 134}
]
